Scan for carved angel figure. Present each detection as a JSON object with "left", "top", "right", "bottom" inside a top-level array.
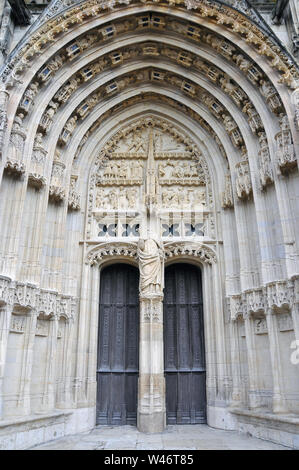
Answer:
[{"left": 137, "top": 238, "right": 164, "bottom": 295}]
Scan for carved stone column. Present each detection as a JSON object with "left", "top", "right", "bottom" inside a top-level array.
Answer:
[
  {"left": 292, "top": 277, "right": 299, "bottom": 342},
  {"left": 265, "top": 309, "right": 288, "bottom": 413},
  {"left": 40, "top": 314, "right": 59, "bottom": 412},
  {"left": 228, "top": 296, "right": 243, "bottom": 408},
  {"left": 230, "top": 318, "right": 243, "bottom": 407},
  {"left": 137, "top": 238, "right": 166, "bottom": 432},
  {"left": 138, "top": 293, "right": 166, "bottom": 432},
  {"left": 265, "top": 281, "right": 293, "bottom": 413},
  {"left": 16, "top": 311, "right": 38, "bottom": 416},
  {"left": 0, "top": 301, "right": 13, "bottom": 419},
  {"left": 243, "top": 312, "right": 263, "bottom": 409}
]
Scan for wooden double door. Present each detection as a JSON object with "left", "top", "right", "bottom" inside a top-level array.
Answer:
[
  {"left": 96, "top": 264, "right": 139, "bottom": 425},
  {"left": 96, "top": 263, "right": 206, "bottom": 426},
  {"left": 164, "top": 264, "right": 206, "bottom": 424}
]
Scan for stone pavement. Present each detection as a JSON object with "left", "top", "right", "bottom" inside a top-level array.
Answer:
[{"left": 30, "top": 425, "right": 290, "bottom": 450}]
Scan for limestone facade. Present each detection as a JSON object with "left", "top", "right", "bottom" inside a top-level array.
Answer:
[{"left": 0, "top": 0, "right": 298, "bottom": 450}]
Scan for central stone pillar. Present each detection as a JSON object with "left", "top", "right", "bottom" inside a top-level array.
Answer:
[
  {"left": 137, "top": 238, "right": 166, "bottom": 433},
  {"left": 138, "top": 293, "right": 166, "bottom": 433}
]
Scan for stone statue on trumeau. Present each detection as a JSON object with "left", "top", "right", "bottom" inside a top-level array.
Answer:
[{"left": 137, "top": 238, "right": 164, "bottom": 295}]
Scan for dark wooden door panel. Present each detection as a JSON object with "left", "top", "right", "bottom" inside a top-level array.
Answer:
[
  {"left": 164, "top": 264, "right": 206, "bottom": 424},
  {"left": 97, "top": 264, "right": 139, "bottom": 426}
]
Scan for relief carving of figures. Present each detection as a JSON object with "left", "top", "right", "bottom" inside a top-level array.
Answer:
[
  {"left": 126, "top": 130, "right": 147, "bottom": 153},
  {"left": 162, "top": 188, "right": 178, "bottom": 207},
  {"left": 258, "top": 132, "right": 273, "bottom": 188},
  {"left": 96, "top": 188, "right": 106, "bottom": 209},
  {"left": 7, "top": 113, "right": 26, "bottom": 162},
  {"left": 108, "top": 189, "right": 118, "bottom": 209},
  {"left": 222, "top": 114, "right": 237, "bottom": 133},
  {"left": 158, "top": 160, "right": 202, "bottom": 183},
  {"left": 221, "top": 174, "right": 234, "bottom": 209},
  {"left": 95, "top": 186, "right": 138, "bottom": 210},
  {"left": 54, "top": 77, "right": 80, "bottom": 104},
  {"left": 235, "top": 161, "right": 252, "bottom": 200},
  {"left": 39, "top": 101, "right": 58, "bottom": 134},
  {"left": 137, "top": 239, "right": 164, "bottom": 296},
  {"left": 19, "top": 82, "right": 39, "bottom": 114},
  {"left": 126, "top": 188, "right": 138, "bottom": 208},
  {"left": 219, "top": 77, "right": 247, "bottom": 106},
  {"left": 0, "top": 84, "right": 9, "bottom": 153},
  {"left": 260, "top": 79, "right": 282, "bottom": 114},
  {"left": 100, "top": 160, "right": 143, "bottom": 184},
  {"left": 161, "top": 187, "right": 205, "bottom": 209},
  {"left": 59, "top": 115, "right": 78, "bottom": 146}
]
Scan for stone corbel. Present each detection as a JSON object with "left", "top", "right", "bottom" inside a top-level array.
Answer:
[
  {"left": 57, "top": 295, "right": 77, "bottom": 322},
  {"left": 258, "top": 132, "right": 274, "bottom": 189},
  {"left": 275, "top": 114, "right": 297, "bottom": 174},
  {"left": 38, "top": 289, "right": 59, "bottom": 318},
  {"left": 243, "top": 288, "right": 265, "bottom": 317},
  {"left": 49, "top": 185, "right": 66, "bottom": 203},
  {"left": 228, "top": 294, "right": 243, "bottom": 321},
  {"left": 68, "top": 175, "right": 81, "bottom": 211},
  {"left": 4, "top": 114, "right": 26, "bottom": 177},
  {"left": 235, "top": 160, "right": 252, "bottom": 200},
  {"left": 221, "top": 173, "right": 234, "bottom": 209},
  {"left": 4, "top": 158, "right": 26, "bottom": 178},
  {"left": 13, "top": 282, "right": 38, "bottom": 313},
  {"left": 0, "top": 275, "right": 13, "bottom": 307},
  {"left": 265, "top": 280, "right": 294, "bottom": 312}
]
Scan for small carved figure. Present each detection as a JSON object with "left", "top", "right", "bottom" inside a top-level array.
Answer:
[
  {"left": 96, "top": 188, "right": 106, "bottom": 208},
  {"left": 126, "top": 188, "right": 137, "bottom": 208}
]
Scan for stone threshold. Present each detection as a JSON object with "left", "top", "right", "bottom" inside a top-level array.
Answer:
[{"left": 0, "top": 410, "right": 73, "bottom": 431}]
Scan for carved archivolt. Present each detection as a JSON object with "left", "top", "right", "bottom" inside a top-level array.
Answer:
[
  {"left": 16, "top": 38, "right": 283, "bottom": 133},
  {"left": 2, "top": 0, "right": 298, "bottom": 89}
]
